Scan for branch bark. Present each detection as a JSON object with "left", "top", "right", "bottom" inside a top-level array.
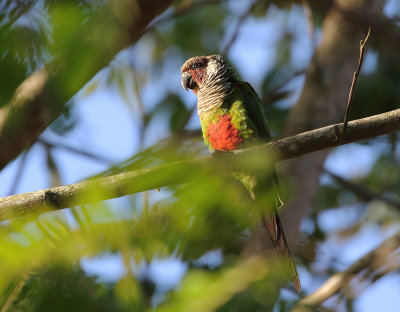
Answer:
[
  {"left": 292, "top": 230, "right": 400, "bottom": 312},
  {"left": 0, "top": 0, "right": 174, "bottom": 170},
  {"left": 0, "top": 108, "right": 399, "bottom": 221}
]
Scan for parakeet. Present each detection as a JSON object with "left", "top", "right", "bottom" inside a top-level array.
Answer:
[{"left": 181, "top": 54, "right": 301, "bottom": 291}]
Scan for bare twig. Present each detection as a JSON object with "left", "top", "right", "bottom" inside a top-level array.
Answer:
[
  {"left": 261, "top": 70, "right": 306, "bottom": 107},
  {"left": 45, "top": 145, "right": 62, "bottom": 187},
  {"left": 293, "top": 230, "right": 400, "bottom": 312},
  {"left": 7, "top": 150, "right": 29, "bottom": 196},
  {"left": 130, "top": 69, "right": 147, "bottom": 147},
  {"left": 0, "top": 108, "right": 399, "bottom": 220},
  {"left": 38, "top": 139, "right": 113, "bottom": 164},
  {"left": 342, "top": 27, "right": 371, "bottom": 131},
  {"left": 222, "top": 0, "right": 257, "bottom": 55},
  {"left": 145, "top": 0, "right": 229, "bottom": 34}
]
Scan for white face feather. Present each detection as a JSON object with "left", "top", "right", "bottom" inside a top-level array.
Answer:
[
  {"left": 181, "top": 55, "right": 236, "bottom": 116},
  {"left": 206, "top": 58, "right": 219, "bottom": 79},
  {"left": 195, "top": 55, "right": 236, "bottom": 116}
]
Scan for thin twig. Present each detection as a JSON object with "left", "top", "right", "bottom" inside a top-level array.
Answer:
[
  {"left": 45, "top": 145, "right": 62, "bottom": 187},
  {"left": 222, "top": 0, "right": 257, "bottom": 55},
  {"left": 342, "top": 27, "right": 371, "bottom": 132},
  {"left": 293, "top": 230, "right": 400, "bottom": 311},
  {"left": 325, "top": 170, "right": 400, "bottom": 210},
  {"left": 144, "top": 0, "right": 229, "bottom": 35},
  {"left": 261, "top": 70, "right": 306, "bottom": 107},
  {"left": 38, "top": 139, "right": 113, "bottom": 164},
  {"left": 7, "top": 150, "right": 29, "bottom": 196},
  {"left": 0, "top": 108, "right": 399, "bottom": 220},
  {"left": 129, "top": 68, "right": 147, "bottom": 147}
]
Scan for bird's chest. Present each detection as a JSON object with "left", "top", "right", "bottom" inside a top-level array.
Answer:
[{"left": 204, "top": 114, "right": 243, "bottom": 151}]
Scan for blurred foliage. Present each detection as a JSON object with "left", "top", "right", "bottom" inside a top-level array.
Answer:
[
  {"left": 1, "top": 0, "right": 400, "bottom": 311},
  {"left": 0, "top": 1, "right": 49, "bottom": 105},
  {"left": 0, "top": 145, "right": 287, "bottom": 311}
]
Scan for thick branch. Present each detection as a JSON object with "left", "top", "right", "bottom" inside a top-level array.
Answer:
[
  {"left": 0, "top": 0, "right": 174, "bottom": 170},
  {"left": 0, "top": 108, "right": 399, "bottom": 221},
  {"left": 293, "top": 230, "right": 400, "bottom": 311}
]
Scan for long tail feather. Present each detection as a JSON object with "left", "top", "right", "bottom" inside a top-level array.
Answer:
[{"left": 263, "top": 206, "right": 301, "bottom": 292}]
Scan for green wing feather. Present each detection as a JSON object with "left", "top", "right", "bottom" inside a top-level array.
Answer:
[
  {"left": 238, "top": 82, "right": 272, "bottom": 141},
  {"left": 236, "top": 81, "right": 301, "bottom": 291}
]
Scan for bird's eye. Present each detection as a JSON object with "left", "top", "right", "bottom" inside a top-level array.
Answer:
[{"left": 192, "top": 63, "right": 199, "bottom": 69}]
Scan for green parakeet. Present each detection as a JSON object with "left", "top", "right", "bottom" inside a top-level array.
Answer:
[{"left": 181, "top": 54, "right": 301, "bottom": 291}]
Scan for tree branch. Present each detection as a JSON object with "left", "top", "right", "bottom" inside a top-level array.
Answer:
[
  {"left": 325, "top": 170, "right": 400, "bottom": 210},
  {"left": 293, "top": 230, "right": 400, "bottom": 311},
  {"left": 0, "top": 108, "right": 399, "bottom": 221},
  {"left": 0, "top": 0, "right": 174, "bottom": 170}
]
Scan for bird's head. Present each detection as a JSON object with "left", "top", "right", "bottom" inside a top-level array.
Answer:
[{"left": 181, "top": 55, "right": 232, "bottom": 94}]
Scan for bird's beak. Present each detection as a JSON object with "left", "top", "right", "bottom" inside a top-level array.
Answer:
[{"left": 181, "top": 72, "right": 196, "bottom": 91}]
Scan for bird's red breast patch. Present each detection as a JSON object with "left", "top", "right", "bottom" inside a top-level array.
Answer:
[{"left": 206, "top": 114, "right": 243, "bottom": 151}]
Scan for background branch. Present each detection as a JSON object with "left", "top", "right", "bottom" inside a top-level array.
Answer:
[
  {"left": 0, "top": 0, "right": 174, "bottom": 171},
  {"left": 293, "top": 230, "right": 400, "bottom": 311},
  {"left": 222, "top": 0, "right": 257, "bottom": 55},
  {"left": 144, "top": 0, "right": 228, "bottom": 34},
  {"left": 325, "top": 169, "right": 400, "bottom": 210},
  {"left": 0, "top": 108, "right": 399, "bottom": 221}
]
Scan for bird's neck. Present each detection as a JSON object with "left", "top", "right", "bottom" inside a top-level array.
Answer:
[{"left": 196, "top": 71, "right": 236, "bottom": 117}]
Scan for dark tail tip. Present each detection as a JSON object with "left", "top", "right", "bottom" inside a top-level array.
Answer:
[{"left": 293, "top": 276, "right": 301, "bottom": 292}]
